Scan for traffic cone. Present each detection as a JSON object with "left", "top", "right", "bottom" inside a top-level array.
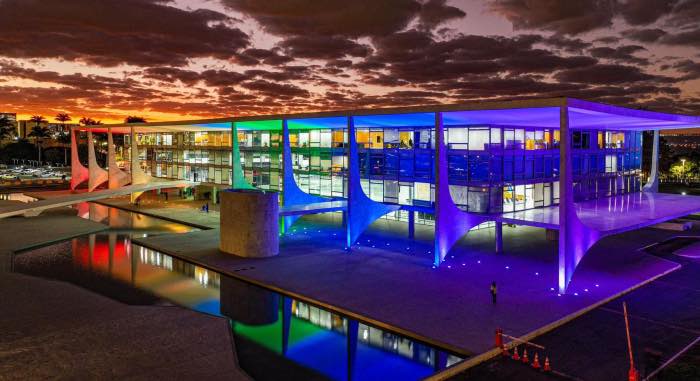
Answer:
[
  {"left": 531, "top": 353, "right": 541, "bottom": 369},
  {"left": 512, "top": 347, "right": 520, "bottom": 361},
  {"left": 521, "top": 348, "right": 529, "bottom": 363},
  {"left": 543, "top": 356, "right": 551, "bottom": 372}
]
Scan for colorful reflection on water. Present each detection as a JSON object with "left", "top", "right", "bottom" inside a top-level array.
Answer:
[{"left": 15, "top": 204, "right": 462, "bottom": 381}]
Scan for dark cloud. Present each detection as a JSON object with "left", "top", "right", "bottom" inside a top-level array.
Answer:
[
  {"left": 235, "top": 48, "right": 292, "bottom": 66},
  {"left": 239, "top": 80, "right": 310, "bottom": 99},
  {"left": 617, "top": 0, "right": 678, "bottom": 25},
  {"left": 589, "top": 45, "right": 649, "bottom": 65},
  {"left": 418, "top": 0, "right": 467, "bottom": 29},
  {"left": 665, "top": 0, "right": 700, "bottom": 28},
  {"left": 0, "top": 0, "right": 250, "bottom": 67},
  {"left": 279, "top": 36, "right": 372, "bottom": 60},
  {"left": 489, "top": 0, "right": 615, "bottom": 35},
  {"left": 661, "top": 27, "right": 700, "bottom": 48},
  {"left": 221, "top": 0, "right": 422, "bottom": 38},
  {"left": 671, "top": 59, "right": 700, "bottom": 80},
  {"left": 555, "top": 63, "right": 666, "bottom": 84},
  {"left": 543, "top": 35, "right": 592, "bottom": 52},
  {"left": 623, "top": 28, "right": 668, "bottom": 43}
]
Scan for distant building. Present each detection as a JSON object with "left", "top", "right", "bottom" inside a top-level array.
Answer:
[
  {"left": 662, "top": 133, "right": 700, "bottom": 155},
  {"left": 17, "top": 120, "right": 78, "bottom": 140}
]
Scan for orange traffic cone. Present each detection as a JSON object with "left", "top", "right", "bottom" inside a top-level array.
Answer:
[
  {"left": 512, "top": 347, "right": 520, "bottom": 361},
  {"left": 521, "top": 348, "right": 529, "bottom": 363},
  {"left": 531, "top": 353, "right": 541, "bottom": 369},
  {"left": 543, "top": 356, "right": 551, "bottom": 372}
]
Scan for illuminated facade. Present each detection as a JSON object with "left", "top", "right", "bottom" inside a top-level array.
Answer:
[
  {"left": 129, "top": 121, "right": 644, "bottom": 217},
  {"left": 75, "top": 98, "right": 700, "bottom": 293}
]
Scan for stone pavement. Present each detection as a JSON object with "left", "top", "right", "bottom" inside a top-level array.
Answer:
[
  {"left": 450, "top": 225, "right": 700, "bottom": 381},
  {"left": 0, "top": 272, "right": 249, "bottom": 380},
  {"left": 96, "top": 195, "right": 220, "bottom": 229},
  {"left": 133, "top": 213, "right": 680, "bottom": 357}
]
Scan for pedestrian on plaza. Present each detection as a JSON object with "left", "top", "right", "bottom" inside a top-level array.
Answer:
[
  {"left": 490, "top": 281, "right": 497, "bottom": 304},
  {"left": 164, "top": 192, "right": 168, "bottom": 202},
  {"left": 205, "top": 202, "right": 209, "bottom": 213}
]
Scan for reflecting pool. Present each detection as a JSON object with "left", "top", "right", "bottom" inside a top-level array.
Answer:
[{"left": 12, "top": 203, "right": 462, "bottom": 380}]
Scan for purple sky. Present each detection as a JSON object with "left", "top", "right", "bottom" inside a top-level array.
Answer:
[{"left": 0, "top": 0, "right": 698, "bottom": 123}]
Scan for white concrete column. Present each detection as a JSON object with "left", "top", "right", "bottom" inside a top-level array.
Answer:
[{"left": 643, "top": 130, "right": 659, "bottom": 192}]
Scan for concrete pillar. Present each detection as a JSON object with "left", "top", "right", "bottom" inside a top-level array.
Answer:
[
  {"left": 107, "top": 128, "right": 130, "bottom": 189},
  {"left": 87, "top": 131, "right": 108, "bottom": 192},
  {"left": 70, "top": 127, "right": 88, "bottom": 190},
  {"left": 643, "top": 130, "right": 659, "bottom": 192},
  {"left": 219, "top": 189, "right": 279, "bottom": 258},
  {"left": 495, "top": 221, "right": 503, "bottom": 253},
  {"left": 231, "top": 122, "right": 255, "bottom": 190},
  {"left": 408, "top": 210, "right": 415, "bottom": 239}
]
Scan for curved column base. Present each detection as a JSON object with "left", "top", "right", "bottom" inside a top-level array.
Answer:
[
  {"left": 70, "top": 129, "right": 88, "bottom": 191},
  {"left": 558, "top": 216, "right": 603, "bottom": 293},
  {"left": 87, "top": 131, "right": 108, "bottom": 192}
]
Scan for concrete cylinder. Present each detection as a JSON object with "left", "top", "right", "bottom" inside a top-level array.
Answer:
[{"left": 219, "top": 189, "right": 279, "bottom": 257}]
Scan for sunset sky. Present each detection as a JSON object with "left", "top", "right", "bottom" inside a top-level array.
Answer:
[{"left": 0, "top": 0, "right": 698, "bottom": 123}]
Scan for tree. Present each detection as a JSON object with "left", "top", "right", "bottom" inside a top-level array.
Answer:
[
  {"left": 79, "top": 117, "right": 102, "bottom": 126},
  {"left": 54, "top": 113, "right": 72, "bottom": 166},
  {"left": 124, "top": 116, "right": 146, "bottom": 123},
  {"left": 57, "top": 130, "right": 71, "bottom": 166},
  {"left": 669, "top": 159, "right": 697, "bottom": 179},
  {"left": 0, "top": 115, "right": 15, "bottom": 143},
  {"left": 28, "top": 115, "right": 47, "bottom": 163}
]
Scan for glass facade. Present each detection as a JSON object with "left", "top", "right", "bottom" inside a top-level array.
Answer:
[{"left": 127, "top": 123, "right": 643, "bottom": 219}]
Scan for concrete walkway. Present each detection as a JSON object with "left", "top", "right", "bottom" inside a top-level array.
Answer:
[
  {"left": 133, "top": 213, "right": 680, "bottom": 357},
  {"left": 0, "top": 181, "right": 192, "bottom": 219}
]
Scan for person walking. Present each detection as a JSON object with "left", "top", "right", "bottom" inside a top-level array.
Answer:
[{"left": 490, "top": 281, "right": 497, "bottom": 304}]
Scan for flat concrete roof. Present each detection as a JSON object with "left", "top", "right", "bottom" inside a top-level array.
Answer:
[
  {"left": 79, "top": 97, "right": 700, "bottom": 134},
  {"left": 500, "top": 192, "right": 700, "bottom": 234}
]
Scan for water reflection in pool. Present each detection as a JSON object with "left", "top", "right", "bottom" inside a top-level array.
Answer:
[{"left": 14, "top": 204, "right": 462, "bottom": 380}]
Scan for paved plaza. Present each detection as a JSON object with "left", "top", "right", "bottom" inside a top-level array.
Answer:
[{"left": 133, "top": 211, "right": 680, "bottom": 356}]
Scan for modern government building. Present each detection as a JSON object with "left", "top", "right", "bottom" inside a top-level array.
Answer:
[{"left": 72, "top": 98, "right": 700, "bottom": 293}]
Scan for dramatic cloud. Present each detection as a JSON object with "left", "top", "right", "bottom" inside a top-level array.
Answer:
[
  {"left": 489, "top": 0, "right": 615, "bottom": 35},
  {"left": 0, "top": 0, "right": 697, "bottom": 121},
  {"left": 0, "top": 0, "right": 250, "bottom": 67},
  {"left": 279, "top": 36, "right": 372, "bottom": 60}
]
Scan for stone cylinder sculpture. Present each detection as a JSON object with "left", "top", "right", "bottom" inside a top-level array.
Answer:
[{"left": 219, "top": 189, "right": 279, "bottom": 257}]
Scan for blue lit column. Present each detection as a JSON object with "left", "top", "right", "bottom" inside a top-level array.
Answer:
[
  {"left": 643, "top": 129, "right": 659, "bottom": 192},
  {"left": 408, "top": 210, "right": 415, "bottom": 239},
  {"left": 346, "top": 319, "right": 358, "bottom": 381},
  {"left": 558, "top": 105, "right": 602, "bottom": 293},
  {"left": 346, "top": 116, "right": 398, "bottom": 248},
  {"left": 433, "top": 112, "right": 488, "bottom": 266}
]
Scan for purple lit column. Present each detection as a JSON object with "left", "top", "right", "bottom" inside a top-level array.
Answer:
[
  {"left": 558, "top": 105, "right": 601, "bottom": 293},
  {"left": 495, "top": 221, "right": 503, "bottom": 253},
  {"left": 433, "top": 112, "right": 488, "bottom": 266}
]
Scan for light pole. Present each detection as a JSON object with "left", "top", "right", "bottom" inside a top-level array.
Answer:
[{"left": 682, "top": 159, "right": 686, "bottom": 182}]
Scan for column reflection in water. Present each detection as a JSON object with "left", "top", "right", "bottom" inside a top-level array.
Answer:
[{"left": 56, "top": 212, "right": 462, "bottom": 381}]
